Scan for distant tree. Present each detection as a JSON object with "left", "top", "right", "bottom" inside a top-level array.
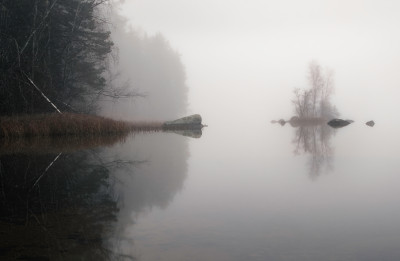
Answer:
[
  {"left": 292, "top": 88, "right": 312, "bottom": 118},
  {"left": 308, "top": 61, "right": 335, "bottom": 116},
  {"left": 290, "top": 61, "right": 339, "bottom": 179},
  {"left": 292, "top": 61, "right": 337, "bottom": 119}
]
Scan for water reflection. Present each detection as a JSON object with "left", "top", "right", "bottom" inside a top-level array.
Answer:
[
  {"left": 0, "top": 150, "right": 123, "bottom": 260},
  {"left": 109, "top": 133, "right": 190, "bottom": 257},
  {"left": 0, "top": 135, "right": 129, "bottom": 156},
  {"left": 273, "top": 62, "right": 340, "bottom": 179},
  {"left": 291, "top": 121, "right": 336, "bottom": 179},
  {"left": 0, "top": 132, "right": 191, "bottom": 260},
  {"left": 272, "top": 118, "right": 337, "bottom": 179}
]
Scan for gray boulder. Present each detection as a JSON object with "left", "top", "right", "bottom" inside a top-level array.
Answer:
[
  {"left": 163, "top": 114, "right": 204, "bottom": 129},
  {"left": 327, "top": 119, "right": 352, "bottom": 128},
  {"left": 366, "top": 120, "right": 375, "bottom": 127}
]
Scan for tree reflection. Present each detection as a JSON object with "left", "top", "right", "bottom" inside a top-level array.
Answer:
[
  {"left": 107, "top": 133, "right": 190, "bottom": 258},
  {"left": 0, "top": 132, "right": 191, "bottom": 260},
  {"left": 0, "top": 149, "right": 136, "bottom": 260},
  {"left": 292, "top": 120, "right": 336, "bottom": 179}
]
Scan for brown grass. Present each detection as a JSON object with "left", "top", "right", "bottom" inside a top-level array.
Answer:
[{"left": 0, "top": 113, "right": 164, "bottom": 138}]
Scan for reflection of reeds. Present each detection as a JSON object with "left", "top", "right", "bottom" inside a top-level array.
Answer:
[
  {"left": 0, "top": 113, "right": 163, "bottom": 138},
  {"left": 0, "top": 135, "right": 127, "bottom": 155}
]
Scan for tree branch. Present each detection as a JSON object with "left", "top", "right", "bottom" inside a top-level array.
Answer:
[{"left": 23, "top": 72, "right": 62, "bottom": 114}]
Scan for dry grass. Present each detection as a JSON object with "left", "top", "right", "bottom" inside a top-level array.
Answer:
[{"left": 0, "top": 113, "right": 164, "bottom": 138}]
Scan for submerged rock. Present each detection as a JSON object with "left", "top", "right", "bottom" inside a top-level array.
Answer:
[
  {"left": 271, "top": 119, "right": 286, "bottom": 126},
  {"left": 327, "top": 119, "right": 352, "bottom": 128},
  {"left": 366, "top": 120, "right": 375, "bottom": 127},
  {"left": 163, "top": 114, "right": 204, "bottom": 129},
  {"left": 278, "top": 119, "right": 286, "bottom": 126}
]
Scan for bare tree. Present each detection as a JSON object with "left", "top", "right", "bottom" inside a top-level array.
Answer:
[
  {"left": 292, "top": 61, "right": 337, "bottom": 120},
  {"left": 292, "top": 88, "right": 312, "bottom": 118}
]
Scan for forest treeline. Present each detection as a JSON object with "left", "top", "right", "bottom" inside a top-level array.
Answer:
[
  {"left": 0, "top": 0, "right": 188, "bottom": 118},
  {"left": 0, "top": 0, "right": 114, "bottom": 114}
]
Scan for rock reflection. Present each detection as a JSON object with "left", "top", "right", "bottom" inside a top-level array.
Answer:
[{"left": 164, "top": 128, "right": 202, "bottom": 138}]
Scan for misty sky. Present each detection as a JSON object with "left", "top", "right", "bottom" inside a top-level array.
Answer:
[{"left": 115, "top": 0, "right": 400, "bottom": 125}]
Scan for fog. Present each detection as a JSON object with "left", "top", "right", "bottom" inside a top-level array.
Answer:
[
  {"left": 113, "top": 0, "right": 400, "bottom": 127},
  {"left": 101, "top": 8, "right": 188, "bottom": 121},
  {"left": 104, "top": 133, "right": 190, "bottom": 257},
  {"left": 101, "top": 4, "right": 400, "bottom": 257},
  {"left": 4, "top": 1, "right": 400, "bottom": 260}
]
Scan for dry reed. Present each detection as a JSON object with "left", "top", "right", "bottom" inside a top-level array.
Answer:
[{"left": 0, "top": 113, "right": 164, "bottom": 138}]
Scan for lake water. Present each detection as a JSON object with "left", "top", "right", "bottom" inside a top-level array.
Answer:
[{"left": 2, "top": 118, "right": 400, "bottom": 260}]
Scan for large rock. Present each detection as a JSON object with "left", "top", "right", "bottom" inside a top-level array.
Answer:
[
  {"left": 366, "top": 120, "right": 375, "bottom": 127},
  {"left": 327, "top": 119, "right": 352, "bottom": 128},
  {"left": 163, "top": 114, "right": 204, "bottom": 129}
]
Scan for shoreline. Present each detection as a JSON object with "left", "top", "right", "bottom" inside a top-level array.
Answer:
[{"left": 0, "top": 113, "right": 204, "bottom": 138}]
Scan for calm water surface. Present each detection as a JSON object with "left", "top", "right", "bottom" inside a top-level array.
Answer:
[{"left": 1, "top": 120, "right": 400, "bottom": 260}]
